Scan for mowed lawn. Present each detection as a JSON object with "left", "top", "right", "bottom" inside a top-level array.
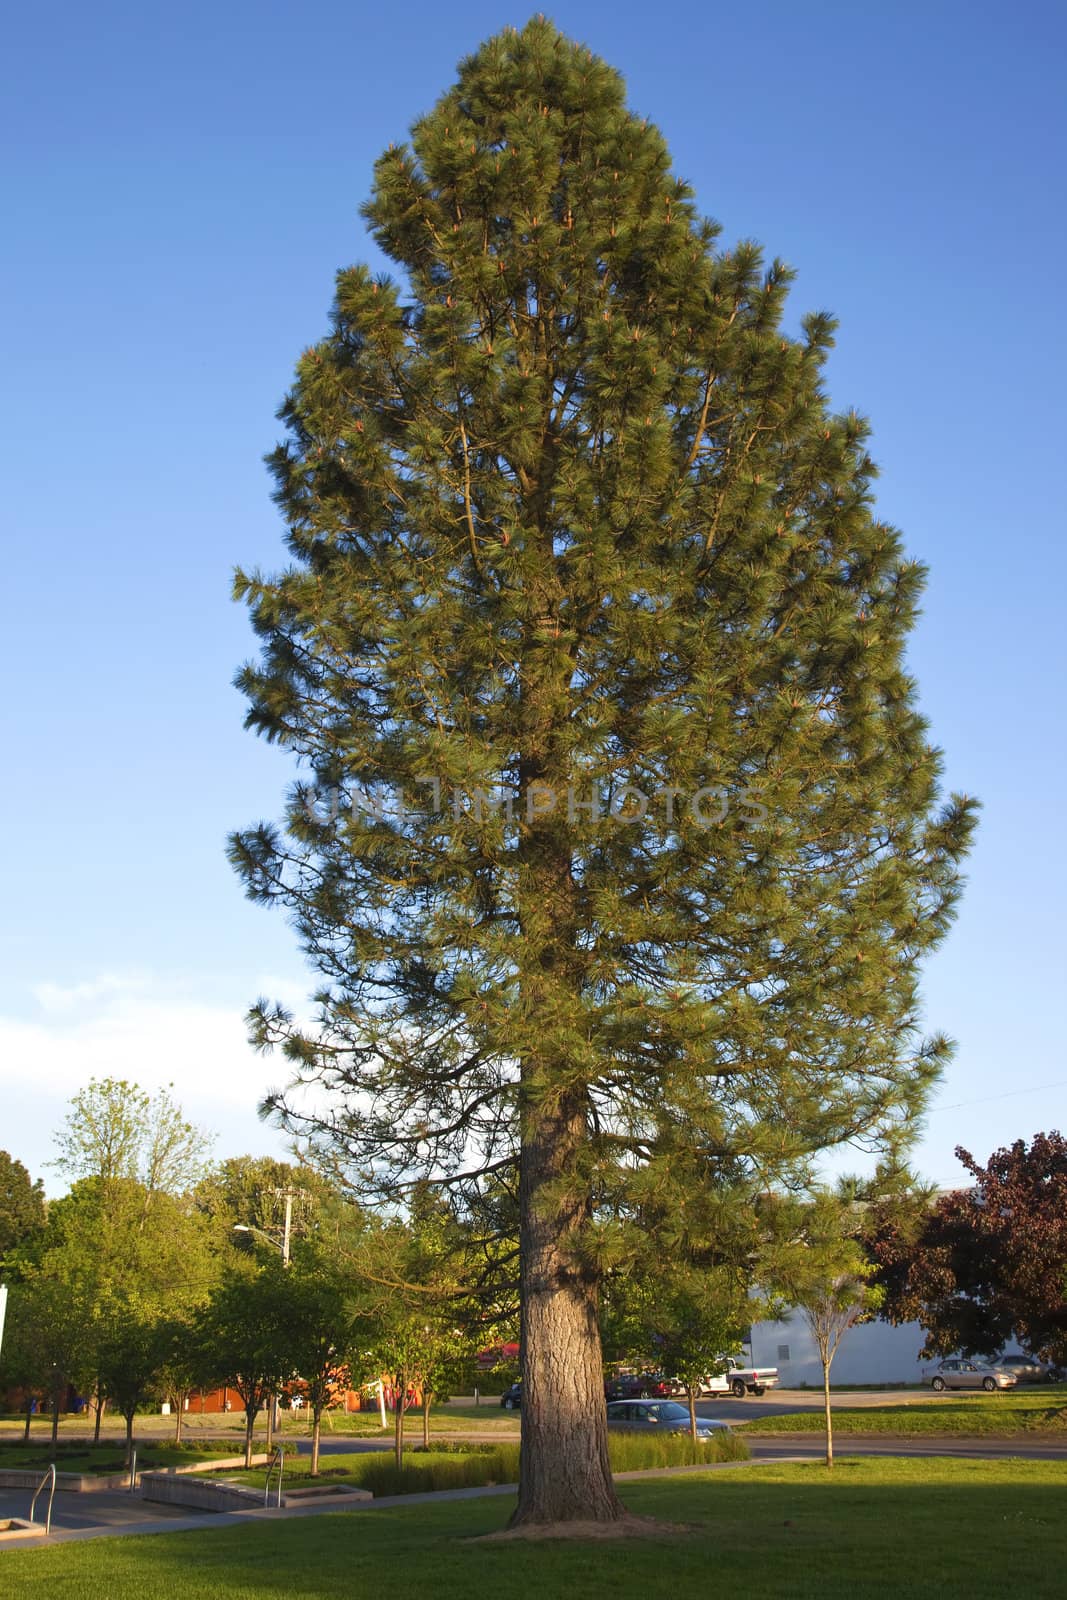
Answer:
[
  {"left": 3, "top": 1458, "right": 1066, "bottom": 1598},
  {"left": 0, "top": 1442, "right": 251, "bottom": 1475},
  {"left": 740, "top": 1386, "right": 1067, "bottom": 1435}
]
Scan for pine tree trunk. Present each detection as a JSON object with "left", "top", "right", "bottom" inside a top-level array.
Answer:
[
  {"left": 50, "top": 1392, "right": 60, "bottom": 1451},
  {"left": 124, "top": 1408, "right": 135, "bottom": 1468},
  {"left": 244, "top": 1409, "right": 256, "bottom": 1469},
  {"left": 23, "top": 1399, "right": 32, "bottom": 1443},
  {"left": 311, "top": 1413, "right": 321, "bottom": 1477},
  {"left": 93, "top": 1392, "right": 105, "bottom": 1444},
  {"left": 509, "top": 1095, "right": 622, "bottom": 1527},
  {"left": 823, "top": 1361, "right": 833, "bottom": 1469},
  {"left": 688, "top": 1387, "right": 698, "bottom": 1441},
  {"left": 173, "top": 1396, "right": 183, "bottom": 1446}
]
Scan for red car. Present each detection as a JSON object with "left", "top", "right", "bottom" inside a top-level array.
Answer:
[{"left": 604, "top": 1372, "right": 674, "bottom": 1400}]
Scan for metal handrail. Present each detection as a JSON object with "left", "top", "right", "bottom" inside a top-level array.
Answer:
[
  {"left": 264, "top": 1444, "right": 284, "bottom": 1508},
  {"left": 29, "top": 1462, "right": 56, "bottom": 1536}
]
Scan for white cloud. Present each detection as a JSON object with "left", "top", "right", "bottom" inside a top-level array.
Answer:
[
  {"left": 31, "top": 972, "right": 152, "bottom": 1013},
  {"left": 0, "top": 973, "right": 300, "bottom": 1188}
]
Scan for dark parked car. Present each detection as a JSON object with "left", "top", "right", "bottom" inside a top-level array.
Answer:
[
  {"left": 500, "top": 1381, "right": 522, "bottom": 1410},
  {"left": 604, "top": 1372, "right": 674, "bottom": 1400},
  {"left": 606, "top": 1400, "right": 731, "bottom": 1438}
]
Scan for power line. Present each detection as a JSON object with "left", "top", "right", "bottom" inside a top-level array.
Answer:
[{"left": 927, "top": 1079, "right": 1067, "bottom": 1116}]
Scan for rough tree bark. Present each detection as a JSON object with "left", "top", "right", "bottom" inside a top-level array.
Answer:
[{"left": 509, "top": 1097, "right": 623, "bottom": 1526}]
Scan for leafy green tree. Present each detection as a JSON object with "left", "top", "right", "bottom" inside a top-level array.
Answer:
[
  {"left": 771, "top": 1188, "right": 883, "bottom": 1468},
  {"left": 271, "top": 1259, "right": 355, "bottom": 1475},
  {"left": 0, "top": 1151, "right": 46, "bottom": 1269},
  {"left": 0, "top": 1275, "right": 89, "bottom": 1445},
  {"left": 156, "top": 1313, "right": 212, "bottom": 1445},
  {"left": 51, "top": 1078, "right": 214, "bottom": 1203},
  {"left": 648, "top": 1275, "right": 749, "bottom": 1440},
  {"left": 193, "top": 1155, "right": 344, "bottom": 1254},
  {"left": 356, "top": 1304, "right": 471, "bottom": 1470},
  {"left": 195, "top": 1264, "right": 294, "bottom": 1467},
  {"left": 8, "top": 1175, "right": 219, "bottom": 1446},
  {"left": 96, "top": 1303, "right": 171, "bottom": 1465},
  {"left": 192, "top": 1162, "right": 369, "bottom": 1457},
  {"left": 600, "top": 1190, "right": 754, "bottom": 1439},
  {"left": 231, "top": 19, "right": 976, "bottom": 1524},
  {"left": 346, "top": 1194, "right": 483, "bottom": 1466}
]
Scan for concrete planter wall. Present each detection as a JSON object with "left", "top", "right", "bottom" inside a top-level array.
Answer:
[
  {"left": 0, "top": 1518, "right": 41, "bottom": 1541},
  {"left": 0, "top": 1469, "right": 130, "bottom": 1493},
  {"left": 140, "top": 1473, "right": 268, "bottom": 1512},
  {"left": 163, "top": 1454, "right": 271, "bottom": 1476},
  {"left": 0, "top": 1455, "right": 268, "bottom": 1495}
]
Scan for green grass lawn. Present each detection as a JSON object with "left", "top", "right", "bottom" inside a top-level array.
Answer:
[
  {"left": 0, "top": 1441, "right": 248, "bottom": 1475},
  {"left": 3, "top": 1458, "right": 1066, "bottom": 1597},
  {"left": 740, "top": 1386, "right": 1067, "bottom": 1436},
  {"left": 278, "top": 1402, "right": 520, "bottom": 1435},
  {"left": 0, "top": 1403, "right": 518, "bottom": 1452}
]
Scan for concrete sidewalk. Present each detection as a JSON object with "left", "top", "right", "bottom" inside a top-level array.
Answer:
[{"left": 1, "top": 1455, "right": 814, "bottom": 1552}]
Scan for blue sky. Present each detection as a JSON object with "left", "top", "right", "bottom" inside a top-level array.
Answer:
[{"left": 2, "top": 0, "right": 1064, "bottom": 1190}]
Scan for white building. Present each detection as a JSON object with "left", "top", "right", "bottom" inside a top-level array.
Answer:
[{"left": 747, "top": 1313, "right": 931, "bottom": 1387}]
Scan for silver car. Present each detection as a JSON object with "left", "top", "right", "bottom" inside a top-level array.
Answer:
[
  {"left": 605, "top": 1399, "right": 731, "bottom": 1437},
  {"left": 930, "top": 1358, "right": 1017, "bottom": 1392},
  {"left": 996, "top": 1354, "right": 1053, "bottom": 1384}
]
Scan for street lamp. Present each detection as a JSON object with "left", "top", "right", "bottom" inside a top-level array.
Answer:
[{"left": 232, "top": 1221, "right": 292, "bottom": 1265}]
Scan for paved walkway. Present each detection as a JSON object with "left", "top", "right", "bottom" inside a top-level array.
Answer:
[
  {"left": 1, "top": 1455, "right": 813, "bottom": 1551},
  {"left": 0, "top": 1484, "right": 210, "bottom": 1537}
]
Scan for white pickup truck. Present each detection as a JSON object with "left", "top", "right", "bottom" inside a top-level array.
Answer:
[{"left": 697, "top": 1357, "right": 779, "bottom": 1397}]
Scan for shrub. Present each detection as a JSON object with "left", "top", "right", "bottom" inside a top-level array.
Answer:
[
  {"left": 606, "top": 1429, "right": 749, "bottom": 1471},
  {"left": 351, "top": 1428, "right": 747, "bottom": 1497},
  {"left": 354, "top": 1445, "right": 522, "bottom": 1497}
]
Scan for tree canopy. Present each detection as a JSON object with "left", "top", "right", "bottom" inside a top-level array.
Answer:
[
  {"left": 231, "top": 17, "right": 976, "bottom": 1524},
  {"left": 868, "top": 1133, "right": 1067, "bottom": 1366},
  {"left": 0, "top": 1151, "right": 45, "bottom": 1267},
  {"left": 771, "top": 1185, "right": 883, "bottom": 1468},
  {"left": 51, "top": 1077, "right": 214, "bottom": 1200}
]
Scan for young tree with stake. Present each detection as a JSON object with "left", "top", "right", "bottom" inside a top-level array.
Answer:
[{"left": 231, "top": 19, "right": 976, "bottom": 1525}]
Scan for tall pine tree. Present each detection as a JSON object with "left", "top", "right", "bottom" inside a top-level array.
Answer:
[{"left": 231, "top": 19, "right": 976, "bottom": 1525}]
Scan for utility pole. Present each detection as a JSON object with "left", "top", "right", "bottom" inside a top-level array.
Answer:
[
  {"left": 280, "top": 1187, "right": 294, "bottom": 1268},
  {"left": 268, "top": 1186, "right": 303, "bottom": 1438}
]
